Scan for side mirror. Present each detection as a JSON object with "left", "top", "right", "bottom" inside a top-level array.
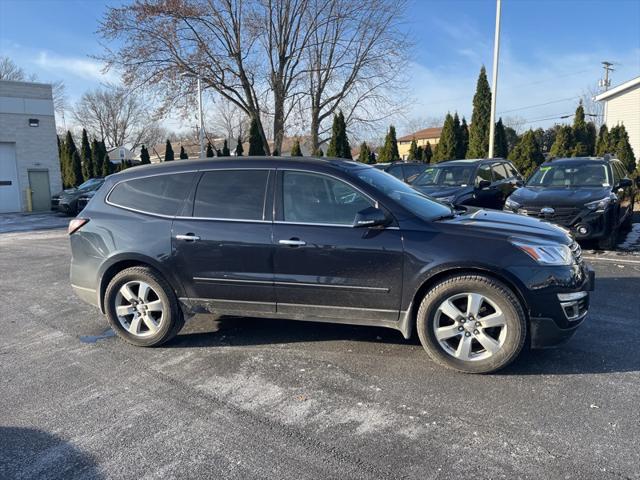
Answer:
[
  {"left": 515, "top": 179, "right": 524, "bottom": 188},
  {"left": 354, "top": 206, "right": 390, "bottom": 228},
  {"left": 617, "top": 178, "right": 632, "bottom": 188},
  {"left": 476, "top": 179, "right": 491, "bottom": 190}
]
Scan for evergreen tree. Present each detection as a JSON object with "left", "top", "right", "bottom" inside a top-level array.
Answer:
[
  {"left": 120, "top": 159, "right": 127, "bottom": 171},
  {"left": 62, "top": 131, "right": 78, "bottom": 188},
  {"left": 222, "top": 139, "right": 230, "bottom": 156},
  {"left": 369, "top": 150, "right": 376, "bottom": 164},
  {"left": 453, "top": 113, "right": 465, "bottom": 159},
  {"left": 101, "top": 155, "right": 111, "bottom": 177},
  {"left": 70, "top": 150, "right": 83, "bottom": 186},
  {"left": 504, "top": 126, "right": 519, "bottom": 153},
  {"left": 378, "top": 125, "right": 400, "bottom": 162},
  {"left": 416, "top": 145, "right": 424, "bottom": 162},
  {"left": 609, "top": 124, "right": 637, "bottom": 173},
  {"left": 358, "top": 142, "right": 371, "bottom": 163},
  {"left": 164, "top": 140, "right": 174, "bottom": 161},
  {"left": 571, "top": 101, "right": 594, "bottom": 156},
  {"left": 549, "top": 126, "right": 574, "bottom": 158},
  {"left": 493, "top": 118, "right": 508, "bottom": 158},
  {"left": 460, "top": 117, "right": 469, "bottom": 158},
  {"left": 57, "top": 136, "right": 68, "bottom": 188},
  {"left": 206, "top": 142, "right": 215, "bottom": 157},
  {"left": 289, "top": 138, "right": 303, "bottom": 156},
  {"left": 407, "top": 139, "right": 419, "bottom": 161},
  {"left": 90, "top": 139, "right": 103, "bottom": 177},
  {"left": 423, "top": 141, "right": 433, "bottom": 163},
  {"left": 248, "top": 117, "right": 266, "bottom": 156},
  {"left": 433, "top": 113, "right": 457, "bottom": 162},
  {"left": 326, "top": 111, "right": 352, "bottom": 159},
  {"left": 508, "top": 130, "right": 544, "bottom": 179},
  {"left": 235, "top": 137, "right": 244, "bottom": 156},
  {"left": 80, "top": 129, "right": 93, "bottom": 181},
  {"left": 467, "top": 66, "right": 492, "bottom": 158},
  {"left": 596, "top": 125, "right": 610, "bottom": 156},
  {"left": 179, "top": 146, "right": 188, "bottom": 159},
  {"left": 216, "top": 148, "right": 222, "bottom": 156},
  {"left": 139, "top": 144, "right": 151, "bottom": 164}
]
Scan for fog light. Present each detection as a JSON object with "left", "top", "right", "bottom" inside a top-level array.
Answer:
[{"left": 576, "top": 224, "right": 589, "bottom": 236}]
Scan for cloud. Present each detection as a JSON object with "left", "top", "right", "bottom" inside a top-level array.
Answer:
[{"left": 34, "top": 51, "right": 118, "bottom": 84}]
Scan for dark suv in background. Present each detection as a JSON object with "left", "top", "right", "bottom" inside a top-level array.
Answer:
[
  {"left": 412, "top": 159, "right": 523, "bottom": 209},
  {"left": 69, "top": 157, "right": 593, "bottom": 374},
  {"left": 374, "top": 161, "right": 429, "bottom": 184},
  {"left": 52, "top": 177, "right": 104, "bottom": 216},
  {"left": 504, "top": 157, "right": 636, "bottom": 249}
]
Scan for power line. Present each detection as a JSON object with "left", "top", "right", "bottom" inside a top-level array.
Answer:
[{"left": 497, "top": 95, "right": 580, "bottom": 115}]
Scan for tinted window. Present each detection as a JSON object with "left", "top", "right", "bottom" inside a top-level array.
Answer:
[
  {"left": 492, "top": 163, "right": 508, "bottom": 181},
  {"left": 386, "top": 166, "right": 404, "bottom": 180},
  {"left": 283, "top": 171, "right": 372, "bottom": 225},
  {"left": 475, "top": 164, "right": 492, "bottom": 183},
  {"left": 414, "top": 165, "right": 474, "bottom": 187},
  {"left": 108, "top": 173, "right": 195, "bottom": 216},
  {"left": 403, "top": 164, "right": 427, "bottom": 183},
  {"left": 612, "top": 161, "right": 626, "bottom": 184},
  {"left": 504, "top": 163, "right": 519, "bottom": 178},
  {"left": 194, "top": 170, "right": 269, "bottom": 220}
]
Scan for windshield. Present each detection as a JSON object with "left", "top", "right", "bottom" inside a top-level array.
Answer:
[
  {"left": 77, "top": 178, "right": 104, "bottom": 192},
  {"left": 527, "top": 163, "right": 610, "bottom": 187},
  {"left": 354, "top": 167, "right": 453, "bottom": 221},
  {"left": 414, "top": 165, "right": 474, "bottom": 187}
]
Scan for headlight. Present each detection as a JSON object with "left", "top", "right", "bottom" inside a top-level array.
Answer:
[
  {"left": 436, "top": 195, "right": 455, "bottom": 204},
  {"left": 505, "top": 198, "right": 520, "bottom": 210},
  {"left": 510, "top": 240, "right": 573, "bottom": 265},
  {"left": 585, "top": 196, "right": 612, "bottom": 211}
]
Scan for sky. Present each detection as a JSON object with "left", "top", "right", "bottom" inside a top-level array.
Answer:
[{"left": 1, "top": 0, "right": 639, "bottom": 138}]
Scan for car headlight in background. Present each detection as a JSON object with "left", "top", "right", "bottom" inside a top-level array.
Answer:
[
  {"left": 585, "top": 195, "right": 614, "bottom": 212},
  {"left": 510, "top": 240, "right": 573, "bottom": 265},
  {"left": 505, "top": 198, "right": 520, "bottom": 210}
]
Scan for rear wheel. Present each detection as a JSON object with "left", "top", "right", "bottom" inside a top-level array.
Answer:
[
  {"left": 104, "top": 266, "right": 184, "bottom": 347},
  {"left": 416, "top": 274, "right": 527, "bottom": 374}
]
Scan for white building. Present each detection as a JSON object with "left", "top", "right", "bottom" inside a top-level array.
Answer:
[
  {"left": 0, "top": 80, "right": 61, "bottom": 213},
  {"left": 595, "top": 76, "right": 640, "bottom": 163}
]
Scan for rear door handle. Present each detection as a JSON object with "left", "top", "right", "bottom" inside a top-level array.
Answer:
[
  {"left": 176, "top": 233, "right": 200, "bottom": 241},
  {"left": 279, "top": 239, "right": 306, "bottom": 246}
]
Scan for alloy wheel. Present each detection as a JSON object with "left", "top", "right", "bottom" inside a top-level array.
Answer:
[
  {"left": 433, "top": 292, "right": 507, "bottom": 362},
  {"left": 114, "top": 281, "right": 165, "bottom": 337}
]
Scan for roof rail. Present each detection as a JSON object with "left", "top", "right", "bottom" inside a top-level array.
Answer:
[{"left": 603, "top": 153, "right": 611, "bottom": 161}]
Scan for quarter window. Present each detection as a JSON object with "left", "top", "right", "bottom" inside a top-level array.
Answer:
[
  {"left": 108, "top": 173, "right": 196, "bottom": 216},
  {"left": 194, "top": 170, "right": 269, "bottom": 220},
  {"left": 282, "top": 171, "right": 372, "bottom": 225}
]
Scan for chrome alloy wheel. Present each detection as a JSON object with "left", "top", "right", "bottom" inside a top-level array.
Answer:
[
  {"left": 433, "top": 292, "right": 507, "bottom": 362},
  {"left": 114, "top": 281, "right": 164, "bottom": 337}
]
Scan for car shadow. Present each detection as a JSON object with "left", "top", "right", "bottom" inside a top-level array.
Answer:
[{"left": 0, "top": 427, "right": 102, "bottom": 479}]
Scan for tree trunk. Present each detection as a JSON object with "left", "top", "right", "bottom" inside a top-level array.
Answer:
[
  {"left": 310, "top": 103, "right": 320, "bottom": 154},
  {"left": 273, "top": 87, "right": 285, "bottom": 155}
]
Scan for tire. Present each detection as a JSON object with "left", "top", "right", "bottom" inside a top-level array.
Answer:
[
  {"left": 104, "top": 266, "right": 184, "bottom": 347},
  {"left": 416, "top": 274, "right": 527, "bottom": 374}
]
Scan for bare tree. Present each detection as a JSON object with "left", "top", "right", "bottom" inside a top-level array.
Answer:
[
  {"left": 304, "top": 0, "right": 409, "bottom": 153},
  {"left": 72, "top": 85, "right": 162, "bottom": 149},
  {"left": 207, "top": 95, "right": 250, "bottom": 142},
  {"left": 581, "top": 85, "right": 604, "bottom": 129}
]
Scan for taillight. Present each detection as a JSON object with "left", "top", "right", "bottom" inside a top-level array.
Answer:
[{"left": 68, "top": 218, "right": 89, "bottom": 235}]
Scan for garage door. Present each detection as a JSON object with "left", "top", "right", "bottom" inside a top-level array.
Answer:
[{"left": 0, "top": 143, "right": 21, "bottom": 213}]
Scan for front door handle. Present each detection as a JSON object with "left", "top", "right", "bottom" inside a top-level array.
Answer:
[
  {"left": 279, "top": 239, "right": 306, "bottom": 246},
  {"left": 176, "top": 233, "right": 200, "bottom": 241}
]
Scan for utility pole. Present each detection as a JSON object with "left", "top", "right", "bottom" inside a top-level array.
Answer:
[
  {"left": 599, "top": 61, "right": 614, "bottom": 91},
  {"left": 487, "top": 0, "right": 502, "bottom": 159}
]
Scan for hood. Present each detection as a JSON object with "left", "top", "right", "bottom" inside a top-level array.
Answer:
[
  {"left": 440, "top": 208, "right": 572, "bottom": 245},
  {"left": 509, "top": 186, "right": 610, "bottom": 207},
  {"left": 413, "top": 185, "right": 469, "bottom": 198}
]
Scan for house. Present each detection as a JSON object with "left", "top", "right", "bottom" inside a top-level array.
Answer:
[
  {"left": 0, "top": 80, "right": 61, "bottom": 213},
  {"left": 595, "top": 76, "right": 640, "bottom": 162},
  {"left": 106, "top": 146, "right": 135, "bottom": 165},
  {"left": 397, "top": 127, "right": 442, "bottom": 160}
]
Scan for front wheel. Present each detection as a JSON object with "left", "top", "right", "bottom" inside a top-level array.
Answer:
[
  {"left": 104, "top": 266, "right": 184, "bottom": 347},
  {"left": 416, "top": 274, "right": 527, "bottom": 374}
]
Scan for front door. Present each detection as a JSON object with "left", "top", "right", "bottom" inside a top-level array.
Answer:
[
  {"left": 473, "top": 164, "right": 502, "bottom": 209},
  {"left": 171, "top": 169, "right": 276, "bottom": 314},
  {"left": 0, "top": 143, "right": 21, "bottom": 213},
  {"left": 273, "top": 170, "right": 404, "bottom": 323},
  {"left": 28, "top": 170, "right": 51, "bottom": 211}
]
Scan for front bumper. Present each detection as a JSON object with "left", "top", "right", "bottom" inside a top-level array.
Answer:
[{"left": 504, "top": 206, "right": 613, "bottom": 240}]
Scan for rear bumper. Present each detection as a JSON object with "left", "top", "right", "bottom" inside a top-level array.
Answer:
[{"left": 71, "top": 284, "right": 99, "bottom": 308}]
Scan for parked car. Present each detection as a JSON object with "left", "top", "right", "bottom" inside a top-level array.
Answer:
[
  {"left": 53, "top": 178, "right": 104, "bottom": 216},
  {"left": 412, "top": 159, "right": 523, "bottom": 209},
  {"left": 69, "top": 157, "right": 593, "bottom": 374},
  {"left": 374, "top": 162, "right": 429, "bottom": 184},
  {"left": 504, "top": 157, "right": 636, "bottom": 250},
  {"left": 77, "top": 190, "right": 96, "bottom": 212}
]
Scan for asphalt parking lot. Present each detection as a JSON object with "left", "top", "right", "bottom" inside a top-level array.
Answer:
[{"left": 1, "top": 218, "right": 639, "bottom": 479}]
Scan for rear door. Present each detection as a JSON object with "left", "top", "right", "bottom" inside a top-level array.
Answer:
[
  {"left": 611, "top": 161, "right": 632, "bottom": 223},
  {"left": 171, "top": 169, "right": 276, "bottom": 314},
  {"left": 473, "top": 163, "right": 502, "bottom": 209},
  {"left": 490, "top": 163, "right": 512, "bottom": 209},
  {"left": 272, "top": 170, "right": 404, "bottom": 322}
]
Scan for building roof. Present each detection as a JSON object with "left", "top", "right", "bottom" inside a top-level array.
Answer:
[
  {"left": 594, "top": 76, "right": 640, "bottom": 102},
  {"left": 397, "top": 127, "right": 442, "bottom": 143}
]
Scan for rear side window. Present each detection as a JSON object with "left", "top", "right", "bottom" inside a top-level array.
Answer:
[
  {"left": 386, "top": 166, "right": 404, "bottom": 180},
  {"left": 504, "top": 163, "right": 520, "bottom": 178},
  {"left": 404, "top": 164, "right": 426, "bottom": 183},
  {"left": 108, "top": 173, "right": 196, "bottom": 216},
  {"left": 194, "top": 170, "right": 269, "bottom": 220},
  {"left": 492, "top": 163, "right": 508, "bottom": 181}
]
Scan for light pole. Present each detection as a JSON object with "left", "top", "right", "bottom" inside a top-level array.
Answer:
[
  {"left": 487, "top": 0, "right": 502, "bottom": 159},
  {"left": 181, "top": 72, "right": 205, "bottom": 159}
]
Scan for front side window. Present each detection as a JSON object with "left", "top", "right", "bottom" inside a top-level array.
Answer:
[
  {"left": 282, "top": 171, "right": 372, "bottom": 225},
  {"left": 492, "top": 163, "right": 508, "bottom": 181},
  {"left": 504, "top": 163, "right": 519, "bottom": 178},
  {"left": 475, "top": 164, "right": 492, "bottom": 183},
  {"left": 414, "top": 165, "right": 474, "bottom": 187},
  {"left": 194, "top": 170, "right": 269, "bottom": 220},
  {"left": 108, "top": 172, "right": 196, "bottom": 216}
]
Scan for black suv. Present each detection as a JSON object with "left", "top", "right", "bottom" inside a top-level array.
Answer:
[
  {"left": 504, "top": 157, "right": 636, "bottom": 249},
  {"left": 52, "top": 177, "right": 105, "bottom": 216},
  {"left": 69, "top": 157, "right": 594, "bottom": 373},
  {"left": 374, "top": 162, "right": 429, "bottom": 184},
  {"left": 412, "top": 159, "right": 523, "bottom": 209}
]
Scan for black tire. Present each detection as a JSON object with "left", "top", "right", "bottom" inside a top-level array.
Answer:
[
  {"left": 416, "top": 274, "right": 527, "bottom": 374},
  {"left": 104, "top": 266, "right": 184, "bottom": 347}
]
